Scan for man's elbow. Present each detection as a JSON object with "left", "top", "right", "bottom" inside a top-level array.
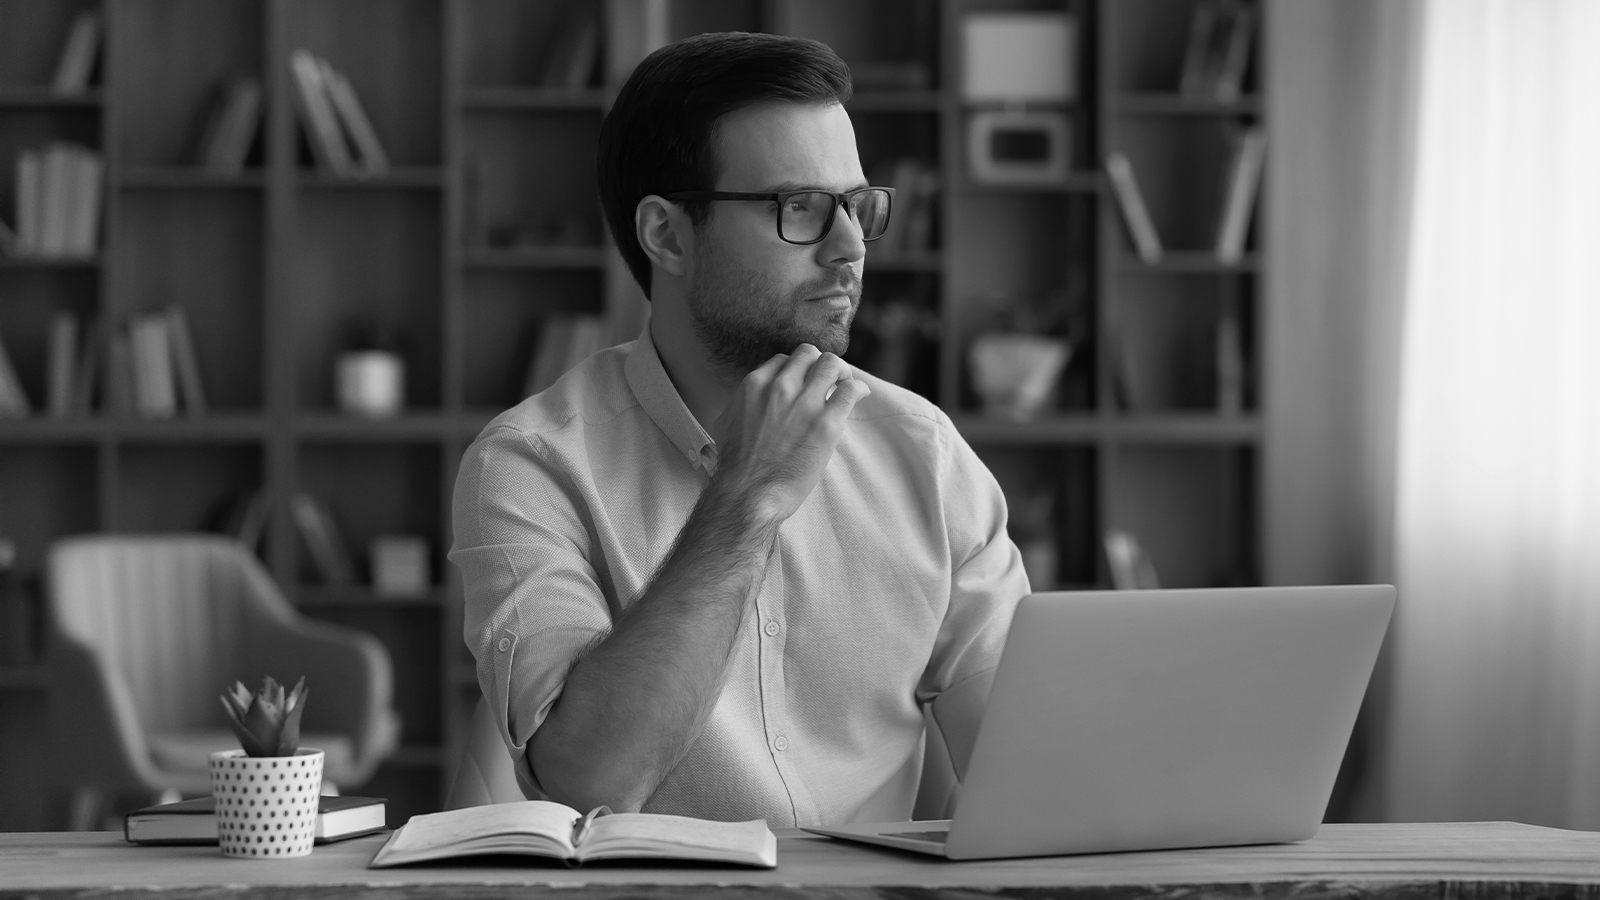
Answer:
[{"left": 527, "top": 730, "right": 655, "bottom": 813}]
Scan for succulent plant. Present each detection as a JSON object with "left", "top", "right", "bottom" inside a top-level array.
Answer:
[{"left": 220, "top": 676, "right": 309, "bottom": 757}]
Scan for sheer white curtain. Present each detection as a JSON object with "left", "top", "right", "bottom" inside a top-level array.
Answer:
[{"left": 1385, "top": 0, "right": 1600, "bottom": 828}]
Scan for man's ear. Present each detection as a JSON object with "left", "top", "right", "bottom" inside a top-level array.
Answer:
[{"left": 635, "top": 195, "right": 692, "bottom": 277}]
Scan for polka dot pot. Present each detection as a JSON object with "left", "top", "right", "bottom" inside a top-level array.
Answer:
[{"left": 208, "top": 748, "right": 324, "bottom": 858}]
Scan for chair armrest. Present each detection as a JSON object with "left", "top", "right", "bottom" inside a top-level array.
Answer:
[{"left": 46, "top": 630, "right": 172, "bottom": 794}]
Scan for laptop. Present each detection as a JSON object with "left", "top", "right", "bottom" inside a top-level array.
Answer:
[{"left": 804, "top": 585, "right": 1395, "bottom": 860}]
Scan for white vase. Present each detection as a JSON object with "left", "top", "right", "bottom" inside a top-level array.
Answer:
[
  {"left": 209, "top": 748, "right": 324, "bottom": 858},
  {"left": 968, "top": 333, "right": 1072, "bottom": 421},
  {"left": 335, "top": 350, "right": 404, "bottom": 418}
]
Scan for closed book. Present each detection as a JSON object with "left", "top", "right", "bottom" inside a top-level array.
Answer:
[
  {"left": 129, "top": 314, "right": 178, "bottom": 420},
  {"left": 318, "top": 62, "right": 389, "bottom": 176},
  {"left": 1214, "top": 128, "right": 1267, "bottom": 263},
  {"left": 164, "top": 305, "right": 207, "bottom": 416},
  {"left": 199, "top": 79, "right": 262, "bottom": 175},
  {"left": 1105, "top": 152, "right": 1163, "bottom": 263},
  {"left": 46, "top": 312, "right": 79, "bottom": 419},
  {"left": 69, "top": 315, "right": 103, "bottom": 415},
  {"left": 67, "top": 146, "right": 102, "bottom": 257},
  {"left": 51, "top": 11, "right": 100, "bottom": 94},
  {"left": 1212, "top": 4, "right": 1257, "bottom": 102},
  {"left": 14, "top": 150, "right": 41, "bottom": 254},
  {"left": 39, "top": 144, "right": 75, "bottom": 258},
  {"left": 0, "top": 326, "right": 31, "bottom": 417},
  {"left": 290, "top": 491, "right": 356, "bottom": 585},
  {"left": 102, "top": 328, "right": 136, "bottom": 417},
  {"left": 125, "top": 794, "right": 387, "bottom": 845},
  {"left": 288, "top": 50, "right": 354, "bottom": 174},
  {"left": 369, "top": 800, "right": 775, "bottom": 869}
]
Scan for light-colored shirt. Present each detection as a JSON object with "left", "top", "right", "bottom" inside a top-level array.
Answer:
[{"left": 449, "top": 327, "right": 1028, "bottom": 827}]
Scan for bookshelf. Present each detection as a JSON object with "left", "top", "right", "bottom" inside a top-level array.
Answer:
[{"left": 0, "top": 0, "right": 1267, "bottom": 830}]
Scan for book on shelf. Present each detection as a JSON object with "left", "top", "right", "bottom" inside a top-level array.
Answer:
[
  {"left": 524, "top": 314, "right": 607, "bottom": 398},
  {"left": 195, "top": 79, "right": 263, "bottom": 175},
  {"left": 1214, "top": 127, "right": 1267, "bottom": 264},
  {"left": 869, "top": 158, "right": 938, "bottom": 257},
  {"left": 288, "top": 50, "right": 356, "bottom": 175},
  {"left": 102, "top": 328, "right": 135, "bottom": 416},
  {"left": 317, "top": 60, "right": 390, "bottom": 176},
  {"left": 216, "top": 486, "right": 271, "bottom": 556},
  {"left": 125, "top": 794, "right": 386, "bottom": 845},
  {"left": 69, "top": 315, "right": 104, "bottom": 416},
  {"left": 1105, "top": 152, "right": 1163, "bottom": 263},
  {"left": 46, "top": 312, "right": 79, "bottom": 419},
  {"left": 540, "top": 6, "right": 601, "bottom": 89},
  {"left": 1216, "top": 303, "right": 1245, "bottom": 414},
  {"left": 0, "top": 326, "right": 31, "bottom": 417},
  {"left": 164, "top": 306, "right": 208, "bottom": 416},
  {"left": 10, "top": 143, "right": 103, "bottom": 259},
  {"left": 1104, "top": 529, "right": 1161, "bottom": 591},
  {"left": 51, "top": 11, "right": 101, "bottom": 94},
  {"left": 1178, "top": 1, "right": 1256, "bottom": 102},
  {"left": 368, "top": 800, "right": 776, "bottom": 869},
  {"left": 290, "top": 490, "right": 356, "bottom": 586},
  {"left": 128, "top": 313, "right": 178, "bottom": 420}
]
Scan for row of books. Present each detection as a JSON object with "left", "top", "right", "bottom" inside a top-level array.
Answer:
[
  {"left": 1105, "top": 126, "right": 1266, "bottom": 264},
  {"left": 224, "top": 486, "right": 426, "bottom": 593},
  {"left": 5, "top": 143, "right": 104, "bottom": 259},
  {"left": 1178, "top": 0, "right": 1257, "bottom": 102},
  {"left": 869, "top": 158, "right": 939, "bottom": 257},
  {"left": 0, "top": 308, "right": 207, "bottom": 420},
  {"left": 288, "top": 49, "right": 389, "bottom": 177}
]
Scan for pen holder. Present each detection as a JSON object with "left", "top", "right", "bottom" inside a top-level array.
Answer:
[{"left": 209, "top": 748, "right": 324, "bottom": 858}]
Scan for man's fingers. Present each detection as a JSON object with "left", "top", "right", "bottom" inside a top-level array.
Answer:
[{"left": 824, "top": 376, "right": 871, "bottom": 410}]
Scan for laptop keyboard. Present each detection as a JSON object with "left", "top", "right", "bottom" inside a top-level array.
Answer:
[{"left": 885, "top": 830, "right": 949, "bottom": 843}]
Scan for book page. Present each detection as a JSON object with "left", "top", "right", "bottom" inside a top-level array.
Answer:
[
  {"left": 577, "top": 813, "right": 777, "bottom": 867},
  {"left": 370, "top": 800, "right": 579, "bottom": 867}
]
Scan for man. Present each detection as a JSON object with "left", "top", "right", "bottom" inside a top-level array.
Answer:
[{"left": 450, "top": 32, "right": 1029, "bottom": 827}]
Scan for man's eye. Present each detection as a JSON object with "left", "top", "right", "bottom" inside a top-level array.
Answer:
[{"left": 784, "top": 197, "right": 813, "bottom": 214}]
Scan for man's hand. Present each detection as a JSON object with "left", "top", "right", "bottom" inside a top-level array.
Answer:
[{"left": 713, "top": 344, "right": 871, "bottom": 524}]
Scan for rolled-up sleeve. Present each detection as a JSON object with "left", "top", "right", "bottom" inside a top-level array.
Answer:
[
  {"left": 449, "top": 425, "right": 612, "bottom": 796},
  {"left": 918, "top": 412, "right": 1030, "bottom": 703}
]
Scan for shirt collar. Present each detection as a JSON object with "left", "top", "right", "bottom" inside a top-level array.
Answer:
[{"left": 625, "top": 324, "right": 715, "bottom": 467}]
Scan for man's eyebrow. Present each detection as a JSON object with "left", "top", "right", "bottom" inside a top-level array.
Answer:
[{"left": 760, "top": 179, "right": 873, "bottom": 194}]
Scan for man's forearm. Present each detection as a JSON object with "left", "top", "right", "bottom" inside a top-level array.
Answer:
[{"left": 528, "top": 478, "right": 780, "bottom": 812}]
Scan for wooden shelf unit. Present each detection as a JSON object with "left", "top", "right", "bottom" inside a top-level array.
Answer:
[{"left": 0, "top": 0, "right": 1266, "bottom": 829}]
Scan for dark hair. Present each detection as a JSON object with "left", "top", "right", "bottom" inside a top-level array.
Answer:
[{"left": 597, "top": 32, "right": 853, "bottom": 299}]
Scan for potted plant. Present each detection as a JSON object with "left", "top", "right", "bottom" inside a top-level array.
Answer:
[{"left": 211, "top": 676, "right": 323, "bottom": 858}]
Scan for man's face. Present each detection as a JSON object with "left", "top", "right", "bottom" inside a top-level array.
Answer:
[{"left": 685, "top": 102, "right": 868, "bottom": 375}]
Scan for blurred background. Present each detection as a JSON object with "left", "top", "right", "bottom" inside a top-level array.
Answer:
[{"left": 1, "top": 0, "right": 1596, "bottom": 835}]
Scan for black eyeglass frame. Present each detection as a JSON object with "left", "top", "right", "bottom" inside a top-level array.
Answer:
[{"left": 663, "top": 187, "right": 897, "bottom": 245}]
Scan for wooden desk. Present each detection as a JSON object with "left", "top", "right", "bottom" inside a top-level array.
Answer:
[{"left": 2, "top": 822, "right": 1598, "bottom": 899}]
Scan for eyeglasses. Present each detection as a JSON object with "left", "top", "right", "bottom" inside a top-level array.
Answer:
[{"left": 663, "top": 187, "right": 896, "bottom": 245}]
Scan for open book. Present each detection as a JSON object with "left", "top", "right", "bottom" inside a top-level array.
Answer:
[{"left": 368, "top": 800, "right": 776, "bottom": 868}]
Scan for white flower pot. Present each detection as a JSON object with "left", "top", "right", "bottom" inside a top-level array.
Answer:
[{"left": 209, "top": 748, "right": 325, "bottom": 858}]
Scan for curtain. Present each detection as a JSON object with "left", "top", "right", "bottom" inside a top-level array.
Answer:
[
  {"left": 1384, "top": 0, "right": 1600, "bottom": 828},
  {"left": 1263, "top": 0, "right": 1422, "bottom": 821}
]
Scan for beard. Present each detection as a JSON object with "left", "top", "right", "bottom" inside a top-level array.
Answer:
[{"left": 685, "top": 240, "right": 862, "bottom": 375}]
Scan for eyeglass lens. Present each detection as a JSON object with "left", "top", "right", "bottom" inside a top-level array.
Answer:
[{"left": 780, "top": 190, "right": 892, "bottom": 243}]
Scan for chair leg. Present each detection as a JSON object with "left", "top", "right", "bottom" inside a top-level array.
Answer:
[{"left": 67, "top": 787, "right": 103, "bottom": 832}]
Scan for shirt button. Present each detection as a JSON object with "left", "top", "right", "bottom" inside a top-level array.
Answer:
[
  {"left": 497, "top": 637, "right": 511, "bottom": 652},
  {"left": 774, "top": 735, "right": 789, "bottom": 752},
  {"left": 763, "top": 620, "right": 780, "bottom": 637}
]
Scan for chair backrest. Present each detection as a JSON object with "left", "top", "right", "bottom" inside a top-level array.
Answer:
[{"left": 48, "top": 533, "right": 288, "bottom": 734}]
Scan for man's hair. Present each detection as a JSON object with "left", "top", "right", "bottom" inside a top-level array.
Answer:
[{"left": 597, "top": 31, "right": 853, "bottom": 299}]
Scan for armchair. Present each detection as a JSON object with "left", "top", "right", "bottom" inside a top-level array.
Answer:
[{"left": 45, "top": 533, "right": 401, "bottom": 811}]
